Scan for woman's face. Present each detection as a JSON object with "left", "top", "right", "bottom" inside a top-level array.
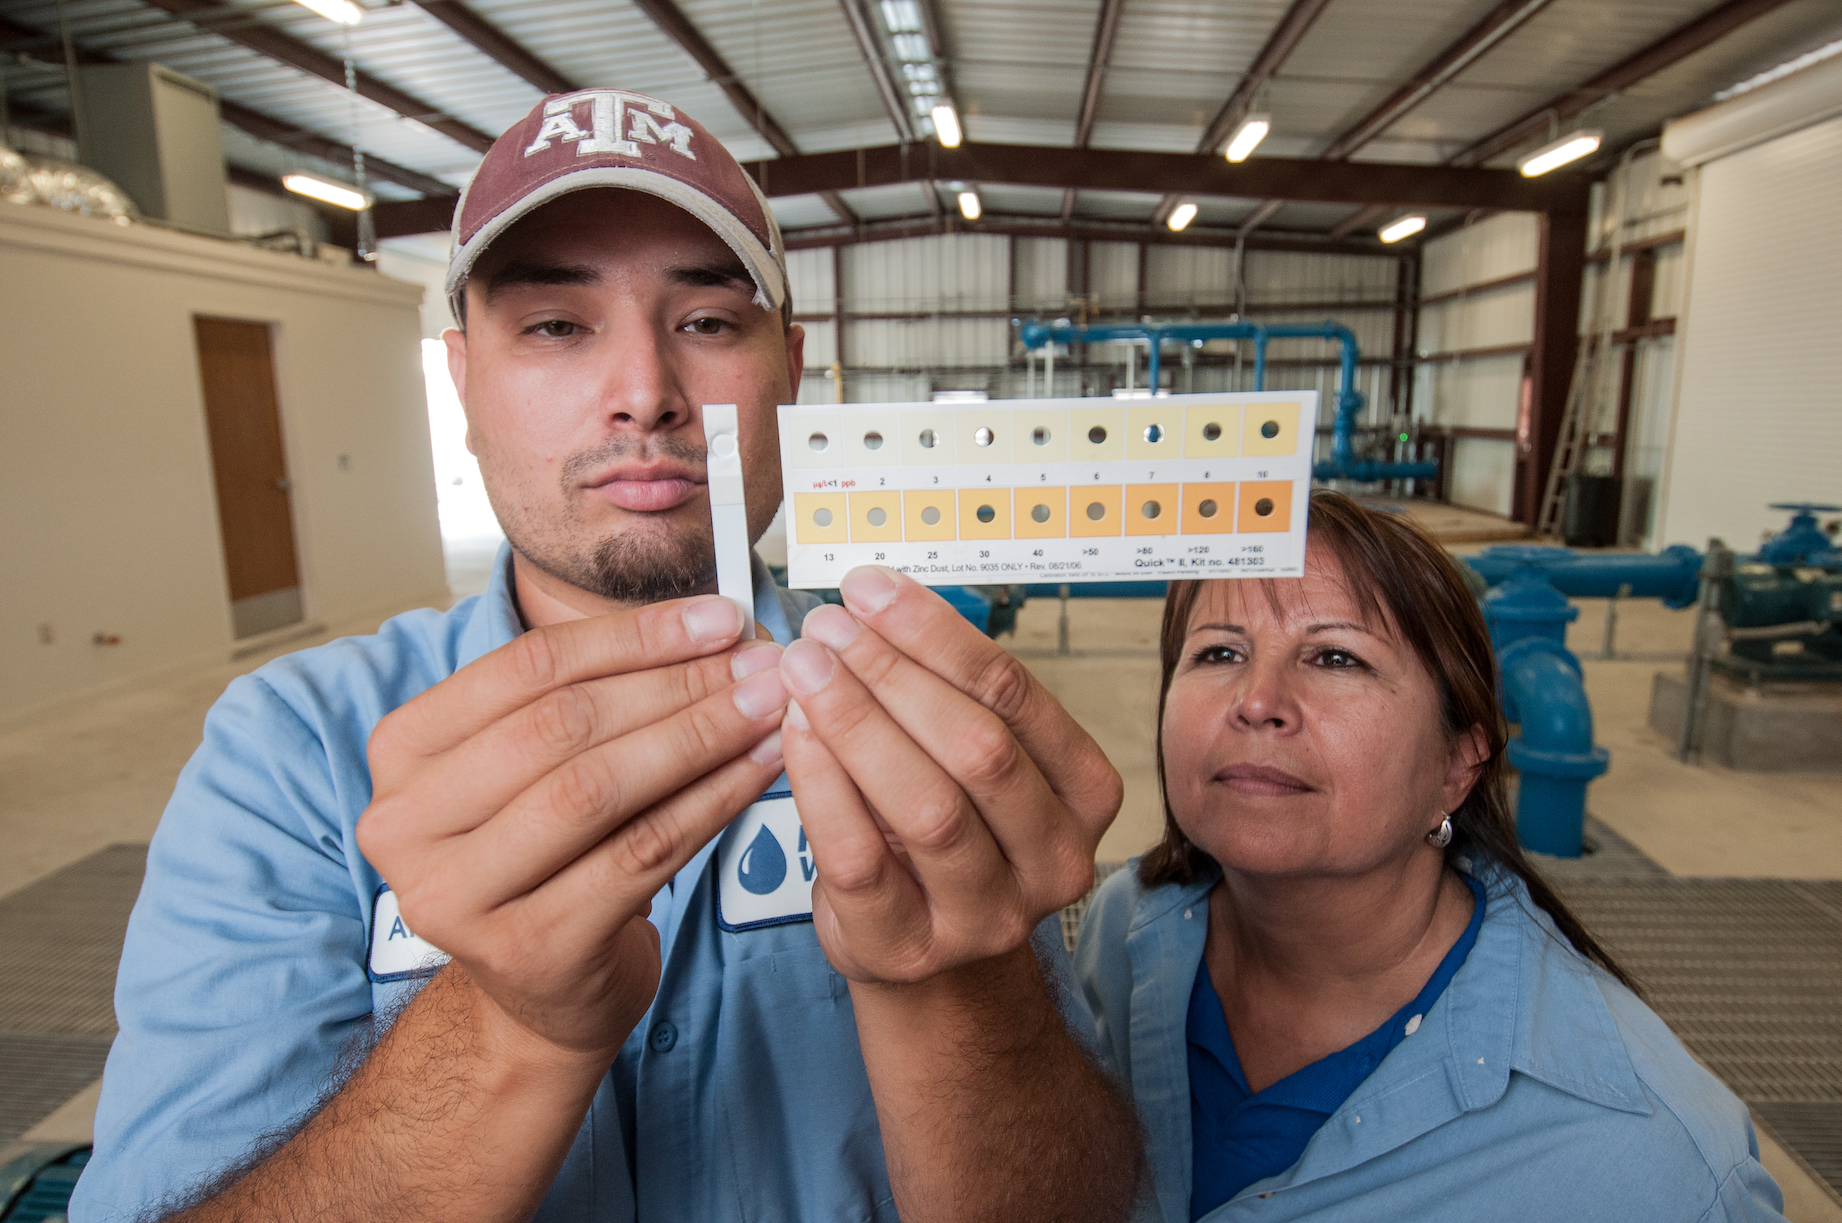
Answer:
[{"left": 1161, "top": 545, "right": 1481, "bottom": 880}]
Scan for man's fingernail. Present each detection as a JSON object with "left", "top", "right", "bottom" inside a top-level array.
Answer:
[
  {"left": 840, "top": 566, "right": 900, "bottom": 615},
  {"left": 802, "top": 604, "right": 862, "bottom": 651},
  {"left": 781, "top": 639, "right": 835, "bottom": 695},
  {"left": 749, "top": 729, "right": 784, "bottom": 767},
  {"left": 732, "top": 670, "right": 789, "bottom": 719},
  {"left": 785, "top": 699, "right": 810, "bottom": 730},
  {"left": 731, "top": 642, "right": 782, "bottom": 680},
  {"left": 684, "top": 596, "right": 744, "bottom": 643}
]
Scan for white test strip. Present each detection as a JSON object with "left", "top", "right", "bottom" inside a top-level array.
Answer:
[{"left": 702, "top": 403, "right": 754, "bottom": 638}]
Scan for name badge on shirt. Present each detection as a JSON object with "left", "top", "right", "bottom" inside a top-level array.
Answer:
[
  {"left": 367, "top": 884, "right": 451, "bottom": 982},
  {"left": 716, "top": 790, "right": 816, "bottom": 932}
]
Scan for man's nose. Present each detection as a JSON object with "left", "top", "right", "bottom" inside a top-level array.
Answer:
[{"left": 600, "top": 319, "right": 691, "bottom": 432}]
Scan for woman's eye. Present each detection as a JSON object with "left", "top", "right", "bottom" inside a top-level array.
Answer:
[
  {"left": 1313, "top": 648, "right": 1364, "bottom": 669},
  {"left": 531, "top": 320, "right": 578, "bottom": 338},
  {"left": 1193, "top": 644, "right": 1243, "bottom": 666}
]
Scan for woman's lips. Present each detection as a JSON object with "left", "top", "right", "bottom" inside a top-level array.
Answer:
[
  {"left": 1214, "top": 764, "right": 1316, "bottom": 797},
  {"left": 591, "top": 477, "right": 700, "bottom": 512}
]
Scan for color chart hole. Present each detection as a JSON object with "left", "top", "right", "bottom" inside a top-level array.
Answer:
[
  {"left": 1202, "top": 423, "right": 1221, "bottom": 442},
  {"left": 1088, "top": 425, "right": 1107, "bottom": 444},
  {"left": 1141, "top": 500, "right": 1162, "bottom": 519},
  {"left": 1085, "top": 501, "right": 1107, "bottom": 521},
  {"left": 1198, "top": 499, "right": 1218, "bottom": 518},
  {"left": 975, "top": 426, "right": 995, "bottom": 447},
  {"left": 918, "top": 428, "right": 938, "bottom": 449},
  {"left": 921, "top": 506, "right": 941, "bottom": 525},
  {"left": 814, "top": 507, "right": 834, "bottom": 527},
  {"left": 1260, "top": 420, "right": 1280, "bottom": 439},
  {"left": 1144, "top": 424, "right": 1164, "bottom": 444},
  {"left": 863, "top": 431, "right": 883, "bottom": 450},
  {"left": 808, "top": 432, "right": 829, "bottom": 451},
  {"left": 976, "top": 504, "right": 996, "bottom": 523},
  {"left": 867, "top": 507, "right": 887, "bottom": 527},
  {"left": 1032, "top": 426, "right": 1051, "bottom": 445},
  {"left": 1255, "top": 497, "right": 1275, "bottom": 517},
  {"left": 1031, "top": 503, "right": 1051, "bottom": 523}
]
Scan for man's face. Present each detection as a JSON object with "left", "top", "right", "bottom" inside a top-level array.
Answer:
[{"left": 446, "top": 189, "right": 802, "bottom": 611}]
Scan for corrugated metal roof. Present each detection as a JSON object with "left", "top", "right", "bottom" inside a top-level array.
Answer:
[{"left": 4, "top": 0, "right": 1838, "bottom": 241}]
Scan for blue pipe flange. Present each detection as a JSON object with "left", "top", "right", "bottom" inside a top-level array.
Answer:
[{"left": 1496, "top": 635, "right": 1582, "bottom": 724}]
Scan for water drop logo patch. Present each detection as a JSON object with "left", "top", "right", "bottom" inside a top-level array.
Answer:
[
  {"left": 737, "top": 824, "right": 787, "bottom": 895},
  {"left": 716, "top": 793, "right": 815, "bottom": 931}
]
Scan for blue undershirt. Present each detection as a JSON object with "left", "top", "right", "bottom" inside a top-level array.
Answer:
[{"left": 1187, "top": 873, "right": 1488, "bottom": 1218}]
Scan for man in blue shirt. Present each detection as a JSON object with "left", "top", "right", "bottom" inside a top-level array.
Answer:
[{"left": 72, "top": 90, "right": 1140, "bottom": 1223}]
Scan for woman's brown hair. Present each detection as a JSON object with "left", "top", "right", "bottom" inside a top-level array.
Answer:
[{"left": 1140, "top": 489, "right": 1636, "bottom": 992}]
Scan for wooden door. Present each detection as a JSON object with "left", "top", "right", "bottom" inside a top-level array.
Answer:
[{"left": 193, "top": 317, "right": 303, "bottom": 638}]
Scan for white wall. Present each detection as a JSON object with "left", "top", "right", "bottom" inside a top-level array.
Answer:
[
  {"left": 1660, "top": 113, "right": 1842, "bottom": 552},
  {"left": 0, "top": 202, "right": 444, "bottom": 724}
]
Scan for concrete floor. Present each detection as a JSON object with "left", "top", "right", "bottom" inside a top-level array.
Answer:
[{"left": 3, "top": 551, "right": 1841, "bottom": 1216}]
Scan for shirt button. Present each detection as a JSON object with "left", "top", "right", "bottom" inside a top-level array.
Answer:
[
  {"left": 1184, "top": 909, "right": 1193, "bottom": 920},
  {"left": 649, "top": 1021, "right": 679, "bottom": 1053}
]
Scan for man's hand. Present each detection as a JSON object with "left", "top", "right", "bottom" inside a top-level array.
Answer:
[
  {"left": 357, "top": 594, "right": 790, "bottom": 1056},
  {"left": 777, "top": 567, "right": 1121, "bottom": 983}
]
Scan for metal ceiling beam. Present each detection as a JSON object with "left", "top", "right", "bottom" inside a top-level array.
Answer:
[
  {"left": 0, "top": 11, "right": 451, "bottom": 197},
  {"left": 1074, "top": 0, "right": 1125, "bottom": 148},
  {"left": 837, "top": 0, "right": 914, "bottom": 143},
  {"left": 1320, "top": 0, "right": 1556, "bottom": 160},
  {"left": 627, "top": 0, "right": 853, "bottom": 223},
  {"left": 136, "top": 0, "right": 497, "bottom": 153},
  {"left": 1236, "top": 198, "right": 1283, "bottom": 236},
  {"left": 1449, "top": 0, "right": 1799, "bottom": 167},
  {"left": 377, "top": 139, "right": 1587, "bottom": 238},
  {"left": 408, "top": 0, "right": 574, "bottom": 95},
  {"left": 776, "top": 214, "right": 1391, "bottom": 257}
]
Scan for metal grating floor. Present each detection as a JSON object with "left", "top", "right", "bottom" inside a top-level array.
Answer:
[
  {"left": 0, "top": 845, "right": 145, "bottom": 1142},
  {"left": 1753, "top": 1103, "right": 1842, "bottom": 1206}
]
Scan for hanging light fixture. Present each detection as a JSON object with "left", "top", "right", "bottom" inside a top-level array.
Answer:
[
  {"left": 1378, "top": 214, "right": 1426, "bottom": 243},
  {"left": 1166, "top": 200, "right": 1198, "bottom": 232},
  {"left": 1518, "top": 130, "right": 1602, "bottom": 177},
  {"left": 932, "top": 104, "right": 963, "bottom": 149},
  {"left": 1224, "top": 113, "right": 1270, "bottom": 163},
  {"left": 283, "top": 173, "right": 370, "bottom": 210},
  {"left": 291, "top": 0, "right": 363, "bottom": 24},
  {"left": 957, "top": 189, "right": 981, "bottom": 220}
]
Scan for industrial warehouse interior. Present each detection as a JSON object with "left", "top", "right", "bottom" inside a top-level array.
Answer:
[{"left": 3, "top": 0, "right": 1842, "bottom": 1217}]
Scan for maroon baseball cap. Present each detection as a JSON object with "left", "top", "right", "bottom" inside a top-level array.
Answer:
[{"left": 446, "top": 89, "right": 787, "bottom": 322}]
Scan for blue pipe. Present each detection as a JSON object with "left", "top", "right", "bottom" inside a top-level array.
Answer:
[
  {"left": 1018, "top": 318, "right": 1436, "bottom": 482},
  {"left": 1500, "top": 639, "right": 1609, "bottom": 857},
  {"left": 1464, "top": 544, "right": 1703, "bottom": 609}
]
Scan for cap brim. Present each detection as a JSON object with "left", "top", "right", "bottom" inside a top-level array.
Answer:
[{"left": 445, "top": 166, "right": 786, "bottom": 324}]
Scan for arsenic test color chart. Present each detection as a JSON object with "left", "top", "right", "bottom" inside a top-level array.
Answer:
[{"left": 778, "top": 391, "right": 1316, "bottom": 588}]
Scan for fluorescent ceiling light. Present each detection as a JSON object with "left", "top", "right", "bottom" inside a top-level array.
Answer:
[
  {"left": 1713, "top": 38, "right": 1842, "bottom": 102},
  {"left": 1378, "top": 214, "right": 1426, "bottom": 243},
  {"left": 1166, "top": 200, "right": 1198, "bottom": 232},
  {"left": 284, "top": 173, "right": 371, "bottom": 210},
  {"left": 932, "top": 104, "right": 962, "bottom": 148},
  {"left": 957, "top": 190, "right": 981, "bottom": 220},
  {"left": 291, "top": 0, "right": 363, "bottom": 24},
  {"left": 1224, "top": 113, "right": 1270, "bottom": 163},
  {"left": 880, "top": 0, "right": 922, "bottom": 33},
  {"left": 1518, "top": 130, "right": 1601, "bottom": 177},
  {"left": 892, "top": 32, "right": 930, "bottom": 62}
]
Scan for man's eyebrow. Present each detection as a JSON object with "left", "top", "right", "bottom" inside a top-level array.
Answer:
[
  {"left": 484, "top": 260, "right": 601, "bottom": 302},
  {"left": 670, "top": 260, "right": 754, "bottom": 292}
]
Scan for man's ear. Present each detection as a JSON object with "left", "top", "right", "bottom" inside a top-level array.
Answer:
[
  {"left": 784, "top": 321, "right": 806, "bottom": 401},
  {"left": 1441, "top": 723, "right": 1490, "bottom": 813},
  {"left": 442, "top": 326, "right": 473, "bottom": 453}
]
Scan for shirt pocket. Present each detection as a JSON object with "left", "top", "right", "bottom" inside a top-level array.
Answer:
[{"left": 715, "top": 941, "right": 898, "bottom": 1222}]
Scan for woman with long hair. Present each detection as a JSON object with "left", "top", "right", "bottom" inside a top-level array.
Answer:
[{"left": 1074, "top": 491, "right": 1784, "bottom": 1220}]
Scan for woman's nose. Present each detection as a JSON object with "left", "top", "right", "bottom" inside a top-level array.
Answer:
[{"left": 1231, "top": 658, "right": 1297, "bottom": 731}]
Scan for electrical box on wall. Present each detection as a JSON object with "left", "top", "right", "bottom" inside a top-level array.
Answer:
[{"left": 77, "top": 62, "right": 230, "bottom": 234}]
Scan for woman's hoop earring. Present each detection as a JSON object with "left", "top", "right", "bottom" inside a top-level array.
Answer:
[{"left": 1427, "top": 815, "right": 1454, "bottom": 849}]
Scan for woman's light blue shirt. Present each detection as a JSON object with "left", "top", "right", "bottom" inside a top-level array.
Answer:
[{"left": 1075, "top": 857, "right": 1789, "bottom": 1222}]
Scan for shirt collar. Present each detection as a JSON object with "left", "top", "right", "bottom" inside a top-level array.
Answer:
[{"left": 456, "top": 540, "right": 796, "bottom": 671}]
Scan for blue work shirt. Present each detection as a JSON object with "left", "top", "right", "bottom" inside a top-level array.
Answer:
[
  {"left": 1075, "top": 857, "right": 1789, "bottom": 1222},
  {"left": 74, "top": 545, "right": 1086, "bottom": 1222},
  {"left": 1187, "top": 874, "right": 1486, "bottom": 1216}
]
